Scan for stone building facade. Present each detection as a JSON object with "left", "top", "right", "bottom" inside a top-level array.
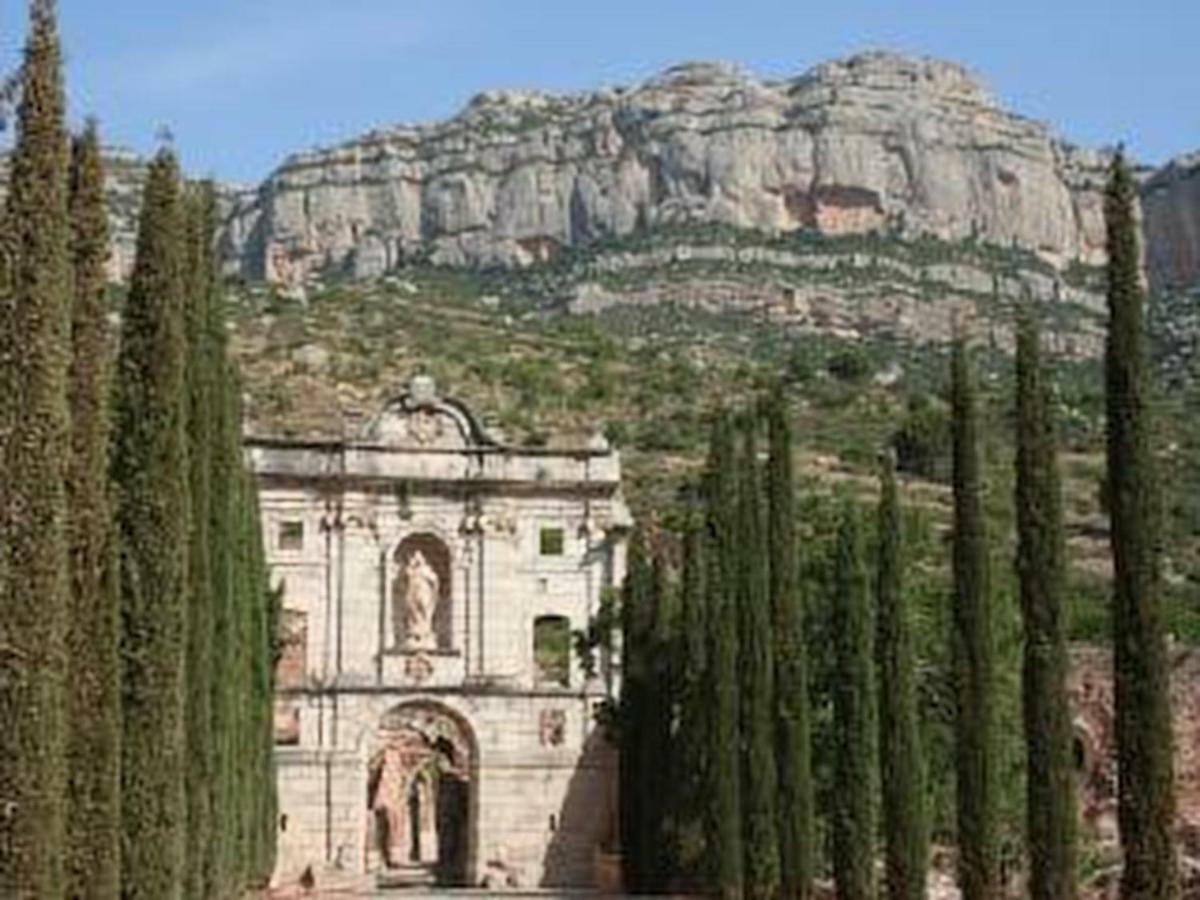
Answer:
[{"left": 252, "top": 377, "right": 630, "bottom": 890}]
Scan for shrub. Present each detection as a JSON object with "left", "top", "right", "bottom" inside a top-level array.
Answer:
[{"left": 892, "top": 394, "right": 952, "bottom": 482}]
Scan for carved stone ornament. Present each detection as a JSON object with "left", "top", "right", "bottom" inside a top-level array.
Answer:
[
  {"left": 407, "top": 409, "right": 445, "bottom": 447},
  {"left": 539, "top": 709, "right": 566, "bottom": 747},
  {"left": 404, "top": 653, "right": 434, "bottom": 684}
]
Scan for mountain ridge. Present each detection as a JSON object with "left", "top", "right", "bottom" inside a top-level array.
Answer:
[{"left": 6, "top": 51, "right": 1194, "bottom": 301}]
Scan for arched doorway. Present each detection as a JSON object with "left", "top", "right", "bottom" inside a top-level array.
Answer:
[{"left": 368, "top": 702, "right": 475, "bottom": 886}]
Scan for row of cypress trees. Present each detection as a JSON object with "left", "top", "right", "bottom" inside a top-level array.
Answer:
[
  {"left": 0, "top": 2, "right": 278, "bottom": 897},
  {"left": 616, "top": 151, "right": 1177, "bottom": 899},
  {"left": 618, "top": 395, "right": 820, "bottom": 899},
  {"left": 947, "top": 150, "right": 1178, "bottom": 900}
]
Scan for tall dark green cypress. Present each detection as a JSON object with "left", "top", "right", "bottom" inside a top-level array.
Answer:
[
  {"left": 738, "top": 421, "right": 780, "bottom": 900},
  {"left": 645, "top": 551, "right": 677, "bottom": 889},
  {"left": 206, "top": 328, "right": 240, "bottom": 898},
  {"left": 182, "top": 183, "right": 216, "bottom": 899},
  {"left": 619, "top": 529, "right": 654, "bottom": 891},
  {"left": 875, "top": 453, "right": 928, "bottom": 900},
  {"left": 950, "top": 337, "right": 998, "bottom": 900},
  {"left": 112, "top": 149, "right": 189, "bottom": 900},
  {"left": 64, "top": 120, "right": 122, "bottom": 900},
  {"left": 231, "top": 465, "right": 255, "bottom": 881},
  {"left": 1104, "top": 152, "right": 1178, "bottom": 900},
  {"left": 675, "top": 506, "right": 709, "bottom": 881},
  {"left": 236, "top": 465, "right": 276, "bottom": 886},
  {"left": 1015, "top": 307, "right": 1077, "bottom": 900},
  {"left": 705, "top": 415, "right": 743, "bottom": 898},
  {"left": 0, "top": 2, "right": 72, "bottom": 895},
  {"left": 766, "top": 390, "right": 814, "bottom": 900},
  {"left": 831, "top": 500, "right": 875, "bottom": 900}
]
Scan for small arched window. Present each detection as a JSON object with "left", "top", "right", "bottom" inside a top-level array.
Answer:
[{"left": 533, "top": 615, "right": 571, "bottom": 687}]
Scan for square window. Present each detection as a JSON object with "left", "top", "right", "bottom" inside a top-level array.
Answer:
[
  {"left": 278, "top": 520, "right": 304, "bottom": 552},
  {"left": 539, "top": 527, "right": 565, "bottom": 557}
]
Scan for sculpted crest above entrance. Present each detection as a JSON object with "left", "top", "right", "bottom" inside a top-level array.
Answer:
[{"left": 363, "top": 375, "right": 499, "bottom": 451}]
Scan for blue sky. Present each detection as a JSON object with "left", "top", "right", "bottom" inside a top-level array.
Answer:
[{"left": 3, "top": 0, "right": 1196, "bottom": 182}]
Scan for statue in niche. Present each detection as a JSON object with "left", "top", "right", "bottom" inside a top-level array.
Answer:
[
  {"left": 401, "top": 550, "right": 440, "bottom": 650},
  {"left": 371, "top": 744, "right": 409, "bottom": 868},
  {"left": 370, "top": 743, "right": 440, "bottom": 868}
]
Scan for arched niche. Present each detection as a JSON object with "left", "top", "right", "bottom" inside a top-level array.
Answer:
[
  {"left": 533, "top": 614, "right": 571, "bottom": 687},
  {"left": 367, "top": 702, "right": 476, "bottom": 886},
  {"left": 392, "top": 533, "right": 452, "bottom": 652}
]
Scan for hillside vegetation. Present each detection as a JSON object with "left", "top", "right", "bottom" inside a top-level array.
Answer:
[{"left": 224, "top": 256, "right": 1200, "bottom": 646}]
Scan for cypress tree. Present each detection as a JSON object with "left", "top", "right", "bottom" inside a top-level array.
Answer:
[
  {"left": 1015, "top": 307, "right": 1077, "bottom": 900},
  {"left": 645, "top": 551, "right": 677, "bottom": 889},
  {"left": 766, "top": 389, "right": 814, "bottom": 900},
  {"left": 0, "top": 1, "right": 72, "bottom": 894},
  {"left": 738, "top": 421, "right": 780, "bottom": 900},
  {"left": 950, "top": 337, "right": 999, "bottom": 900},
  {"left": 876, "top": 452, "right": 928, "bottom": 900},
  {"left": 64, "top": 120, "right": 122, "bottom": 900},
  {"left": 237, "top": 465, "right": 277, "bottom": 886},
  {"left": 182, "top": 183, "right": 216, "bottom": 899},
  {"left": 619, "top": 529, "right": 654, "bottom": 891},
  {"left": 831, "top": 499, "right": 876, "bottom": 900},
  {"left": 112, "top": 149, "right": 189, "bottom": 900},
  {"left": 231, "top": 465, "right": 255, "bottom": 882},
  {"left": 206, "top": 329, "right": 240, "bottom": 898},
  {"left": 1104, "top": 152, "right": 1178, "bottom": 900},
  {"left": 705, "top": 414, "right": 743, "bottom": 898},
  {"left": 675, "top": 505, "right": 709, "bottom": 881}
]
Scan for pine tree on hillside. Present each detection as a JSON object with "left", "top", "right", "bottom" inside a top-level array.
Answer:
[
  {"left": 0, "top": 1, "right": 72, "bottom": 894},
  {"left": 704, "top": 414, "right": 743, "bottom": 898},
  {"left": 64, "top": 120, "right": 122, "bottom": 900},
  {"left": 738, "top": 420, "right": 780, "bottom": 900},
  {"left": 950, "top": 337, "right": 999, "bottom": 900},
  {"left": 1015, "top": 307, "right": 1078, "bottom": 900},
  {"left": 875, "top": 451, "right": 928, "bottom": 900},
  {"left": 1104, "top": 152, "right": 1178, "bottom": 900},
  {"left": 766, "top": 389, "right": 814, "bottom": 900},
  {"left": 831, "top": 499, "right": 876, "bottom": 900},
  {"left": 112, "top": 148, "right": 190, "bottom": 900},
  {"left": 182, "top": 182, "right": 217, "bottom": 900}
]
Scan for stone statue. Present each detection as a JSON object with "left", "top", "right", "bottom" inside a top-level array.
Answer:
[
  {"left": 371, "top": 745, "right": 409, "bottom": 868},
  {"left": 402, "top": 551, "right": 439, "bottom": 649},
  {"left": 370, "top": 743, "right": 440, "bottom": 869}
]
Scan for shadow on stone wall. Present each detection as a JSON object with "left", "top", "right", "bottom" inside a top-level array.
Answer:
[{"left": 540, "top": 729, "right": 617, "bottom": 888}]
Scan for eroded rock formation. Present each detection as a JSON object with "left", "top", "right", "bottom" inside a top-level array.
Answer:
[
  {"left": 1143, "top": 152, "right": 1200, "bottom": 292},
  {"left": 221, "top": 53, "right": 1117, "bottom": 283}
]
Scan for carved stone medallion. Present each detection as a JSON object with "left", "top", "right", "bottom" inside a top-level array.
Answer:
[
  {"left": 407, "top": 410, "right": 445, "bottom": 447},
  {"left": 404, "top": 653, "right": 434, "bottom": 684}
]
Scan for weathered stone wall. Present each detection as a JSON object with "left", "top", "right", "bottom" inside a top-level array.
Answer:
[{"left": 1069, "top": 645, "right": 1200, "bottom": 870}]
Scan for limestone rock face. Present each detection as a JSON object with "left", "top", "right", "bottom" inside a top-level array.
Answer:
[
  {"left": 1143, "top": 152, "right": 1200, "bottom": 291},
  {"left": 220, "top": 53, "right": 1116, "bottom": 283}
]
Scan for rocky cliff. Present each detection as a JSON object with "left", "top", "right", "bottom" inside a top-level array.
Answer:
[
  {"left": 1143, "top": 152, "right": 1200, "bottom": 292},
  {"left": 221, "top": 52, "right": 1116, "bottom": 284}
]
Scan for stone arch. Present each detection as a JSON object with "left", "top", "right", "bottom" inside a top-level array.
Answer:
[
  {"left": 392, "top": 533, "right": 453, "bottom": 651},
  {"left": 368, "top": 701, "right": 478, "bottom": 886}
]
